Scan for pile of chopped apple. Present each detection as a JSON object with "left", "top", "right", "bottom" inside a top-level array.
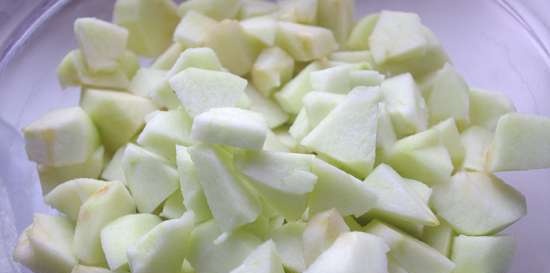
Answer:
[{"left": 13, "top": 0, "right": 550, "bottom": 273}]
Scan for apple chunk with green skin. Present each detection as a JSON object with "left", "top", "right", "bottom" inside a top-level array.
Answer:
[
  {"left": 241, "top": 16, "right": 278, "bottom": 47},
  {"left": 151, "top": 42, "right": 184, "bottom": 70},
  {"left": 276, "top": 22, "right": 338, "bottom": 62},
  {"left": 177, "top": 0, "right": 241, "bottom": 20},
  {"left": 317, "top": 0, "right": 354, "bottom": 44},
  {"left": 129, "top": 68, "right": 167, "bottom": 97},
  {"left": 304, "top": 232, "right": 389, "bottom": 273},
  {"left": 192, "top": 108, "right": 269, "bottom": 150},
  {"left": 363, "top": 220, "right": 455, "bottom": 273},
  {"left": 461, "top": 126, "right": 493, "bottom": 172},
  {"left": 80, "top": 88, "right": 157, "bottom": 152},
  {"left": 74, "top": 18, "right": 128, "bottom": 73},
  {"left": 432, "top": 171, "right": 526, "bottom": 235},
  {"left": 308, "top": 158, "right": 378, "bottom": 217},
  {"left": 23, "top": 107, "right": 100, "bottom": 167},
  {"left": 100, "top": 214, "right": 161, "bottom": 270},
  {"left": 45, "top": 178, "right": 107, "bottom": 221},
  {"left": 128, "top": 212, "right": 195, "bottom": 273},
  {"left": 488, "top": 113, "right": 550, "bottom": 171},
  {"left": 38, "top": 146, "right": 105, "bottom": 194},
  {"left": 451, "top": 235, "right": 515, "bottom": 273},
  {"left": 188, "top": 220, "right": 262, "bottom": 273},
  {"left": 270, "top": 222, "right": 307, "bottom": 273},
  {"left": 101, "top": 144, "right": 127, "bottom": 185},
  {"left": 161, "top": 191, "right": 186, "bottom": 219},
  {"left": 73, "top": 181, "right": 136, "bottom": 266},
  {"left": 421, "top": 219, "right": 454, "bottom": 257},
  {"left": 71, "top": 265, "right": 117, "bottom": 273},
  {"left": 176, "top": 146, "right": 212, "bottom": 223},
  {"left": 303, "top": 92, "right": 345, "bottom": 130},
  {"left": 469, "top": 88, "right": 515, "bottom": 131},
  {"left": 13, "top": 214, "right": 77, "bottom": 273},
  {"left": 235, "top": 150, "right": 317, "bottom": 220},
  {"left": 188, "top": 144, "right": 261, "bottom": 232},
  {"left": 347, "top": 13, "right": 379, "bottom": 50},
  {"left": 301, "top": 87, "right": 380, "bottom": 178},
  {"left": 230, "top": 240, "right": 285, "bottom": 273},
  {"left": 275, "top": 61, "right": 323, "bottom": 114},
  {"left": 252, "top": 47, "right": 294, "bottom": 96},
  {"left": 239, "top": 0, "right": 278, "bottom": 19},
  {"left": 278, "top": 0, "right": 318, "bottom": 25},
  {"left": 244, "top": 85, "right": 290, "bottom": 129},
  {"left": 169, "top": 68, "right": 249, "bottom": 117},
  {"left": 122, "top": 144, "right": 180, "bottom": 213},
  {"left": 113, "top": 0, "right": 180, "bottom": 57},
  {"left": 173, "top": 11, "right": 217, "bottom": 48},
  {"left": 302, "top": 209, "right": 350, "bottom": 266}
]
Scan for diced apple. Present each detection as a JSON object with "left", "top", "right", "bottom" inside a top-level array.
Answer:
[
  {"left": 23, "top": 107, "right": 100, "bottom": 167},
  {"left": 278, "top": 0, "right": 318, "bottom": 25},
  {"left": 376, "top": 103, "right": 397, "bottom": 160},
  {"left": 178, "top": 0, "right": 241, "bottom": 20},
  {"left": 122, "top": 144, "right": 180, "bottom": 213},
  {"left": 302, "top": 209, "right": 350, "bottom": 265},
  {"left": 187, "top": 220, "right": 262, "bottom": 273},
  {"left": 100, "top": 214, "right": 161, "bottom": 270},
  {"left": 173, "top": 11, "right": 217, "bottom": 47},
  {"left": 350, "top": 70, "right": 385, "bottom": 87},
  {"left": 101, "top": 145, "right": 127, "bottom": 185},
  {"left": 431, "top": 118, "right": 465, "bottom": 168},
  {"left": 169, "top": 68, "right": 249, "bottom": 117},
  {"left": 71, "top": 265, "right": 115, "bottom": 273},
  {"left": 80, "top": 88, "right": 157, "bottom": 152},
  {"left": 303, "top": 92, "right": 345, "bottom": 129},
  {"left": 488, "top": 113, "right": 550, "bottom": 171},
  {"left": 137, "top": 108, "right": 193, "bottom": 162},
  {"left": 451, "top": 235, "right": 515, "bottom": 273},
  {"left": 38, "top": 147, "right": 105, "bottom": 194},
  {"left": 241, "top": 16, "right": 278, "bottom": 47},
  {"left": 239, "top": 0, "right": 279, "bottom": 19},
  {"left": 317, "top": 0, "right": 354, "bottom": 44},
  {"left": 363, "top": 164, "right": 438, "bottom": 227},
  {"left": 128, "top": 212, "right": 195, "bottom": 273},
  {"left": 364, "top": 220, "right": 455, "bottom": 273},
  {"left": 230, "top": 240, "right": 285, "bottom": 273},
  {"left": 235, "top": 150, "right": 316, "bottom": 220},
  {"left": 289, "top": 109, "right": 311, "bottom": 142},
  {"left": 380, "top": 73, "right": 428, "bottom": 137},
  {"left": 113, "top": 0, "right": 180, "bottom": 57},
  {"left": 73, "top": 181, "right": 136, "bottom": 266},
  {"left": 188, "top": 144, "right": 261, "bottom": 231},
  {"left": 45, "top": 178, "right": 107, "bottom": 221},
  {"left": 387, "top": 259, "right": 408, "bottom": 273},
  {"left": 310, "top": 65, "right": 354, "bottom": 94},
  {"left": 275, "top": 61, "right": 323, "bottom": 114},
  {"left": 301, "top": 87, "right": 380, "bottom": 178},
  {"left": 304, "top": 232, "right": 389, "bottom": 273},
  {"left": 424, "top": 64, "right": 470, "bottom": 128},
  {"left": 151, "top": 43, "right": 185, "bottom": 70},
  {"left": 252, "top": 47, "right": 294, "bottom": 96},
  {"left": 161, "top": 191, "right": 186, "bottom": 219},
  {"left": 74, "top": 18, "right": 128, "bottom": 73},
  {"left": 276, "top": 22, "right": 338, "bottom": 62},
  {"left": 176, "top": 146, "right": 212, "bottom": 223},
  {"left": 309, "top": 158, "right": 377, "bottom": 217},
  {"left": 469, "top": 88, "right": 515, "bottom": 131},
  {"left": 432, "top": 171, "right": 526, "bottom": 235},
  {"left": 330, "top": 51, "right": 374, "bottom": 64},
  {"left": 129, "top": 68, "right": 167, "bottom": 97},
  {"left": 245, "top": 86, "right": 290, "bottom": 129},
  {"left": 460, "top": 126, "right": 492, "bottom": 171},
  {"left": 421, "top": 219, "right": 454, "bottom": 257},
  {"left": 388, "top": 144, "right": 453, "bottom": 186},
  {"left": 343, "top": 216, "right": 362, "bottom": 231},
  {"left": 347, "top": 13, "right": 379, "bottom": 50},
  {"left": 264, "top": 130, "right": 291, "bottom": 152},
  {"left": 270, "top": 222, "right": 307, "bottom": 272}
]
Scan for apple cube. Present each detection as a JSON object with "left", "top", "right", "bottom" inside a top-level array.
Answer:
[
  {"left": 122, "top": 144, "right": 180, "bottom": 213},
  {"left": 376, "top": 103, "right": 397, "bottom": 160},
  {"left": 188, "top": 220, "right": 262, "bottom": 273},
  {"left": 161, "top": 191, "right": 186, "bottom": 219},
  {"left": 289, "top": 109, "right": 311, "bottom": 142},
  {"left": 113, "top": 0, "right": 180, "bottom": 57},
  {"left": 235, "top": 150, "right": 317, "bottom": 220},
  {"left": 364, "top": 220, "right": 455, "bottom": 273},
  {"left": 128, "top": 212, "right": 195, "bottom": 273},
  {"left": 136, "top": 108, "right": 193, "bottom": 162},
  {"left": 431, "top": 118, "right": 465, "bottom": 168},
  {"left": 421, "top": 219, "right": 454, "bottom": 257},
  {"left": 488, "top": 113, "right": 550, "bottom": 171},
  {"left": 317, "top": 0, "right": 354, "bottom": 44},
  {"left": 460, "top": 126, "right": 492, "bottom": 171},
  {"left": 188, "top": 144, "right": 261, "bottom": 231},
  {"left": 310, "top": 65, "right": 355, "bottom": 94},
  {"left": 380, "top": 73, "right": 428, "bottom": 137},
  {"left": 73, "top": 181, "right": 136, "bottom": 266},
  {"left": 245, "top": 85, "right": 290, "bottom": 129},
  {"left": 301, "top": 87, "right": 380, "bottom": 178},
  {"left": 100, "top": 214, "right": 161, "bottom": 270},
  {"left": 432, "top": 171, "right": 526, "bottom": 235},
  {"left": 270, "top": 222, "right": 307, "bottom": 272},
  {"left": 252, "top": 47, "right": 294, "bottom": 96},
  {"left": 151, "top": 43, "right": 185, "bottom": 70},
  {"left": 275, "top": 61, "right": 323, "bottom": 114},
  {"left": 129, "top": 68, "right": 167, "bottom": 97},
  {"left": 425, "top": 64, "right": 470, "bottom": 128},
  {"left": 173, "top": 11, "right": 217, "bottom": 47},
  {"left": 192, "top": 108, "right": 269, "bottom": 150},
  {"left": 302, "top": 209, "right": 350, "bottom": 265},
  {"left": 303, "top": 92, "right": 345, "bottom": 129},
  {"left": 38, "top": 146, "right": 105, "bottom": 194},
  {"left": 101, "top": 145, "right": 127, "bottom": 185},
  {"left": 71, "top": 265, "right": 116, "bottom": 273},
  {"left": 330, "top": 51, "right": 374, "bottom": 64},
  {"left": 350, "top": 70, "right": 385, "bottom": 87},
  {"left": 239, "top": 0, "right": 278, "bottom": 19},
  {"left": 304, "top": 232, "right": 389, "bottom": 273},
  {"left": 74, "top": 18, "right": 128, "bottom": 73},
  {"left": 363, "top": 164, "right": 438, "bottom": 227},
  {"left": 264, "top": 130, "right": 291, "bottom": 152},
  {"left": 45, "top": 178, "right": 107, "bottom": 221},
  {"left": 230, "top": 240, "right": 285, "bottom": 273},
  {"left": 14, "top": 214, "right": 77, "bottom": 273},
  {"left": 451, "top": 235, "right": 515, "bottom": 273},
  {"left": 347, "top": 13, "right": 379, "bottom": 50},
  {"left": 80, "top": 88, "right": 157, "bottom": 152},
  {"left": 309, "top": 158, "right": 377, "bottom": 217},
  {"left": 278, "top": 0, "right": 318, "bottom": 25},
  {"left": 23, "top": 107, "right": 100, "bottom": 167},
  {"left": 469, "top": 88, "right": 515, "bottom": 131},
  {"left": 276, "top": 22, "right": 338, "bottom": 62},
  {"left": 176, "top": 146, "right": 212, "bottom": 223},
  {"left": 388, "top": 144, "right": 453, "bottom": 186},
  {"left": 241, "top": 16, "right": 278, "bottom": 47},
  {"left": 178, "top": 0, "right": 241, "bottom": 20},
  {"left": 169, "top": 68, "right": 249, "bottom": 117}
]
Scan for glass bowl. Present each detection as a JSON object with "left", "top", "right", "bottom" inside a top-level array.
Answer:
[{"left": 1, "top": 1, "right": 549, "bottom": 272}]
